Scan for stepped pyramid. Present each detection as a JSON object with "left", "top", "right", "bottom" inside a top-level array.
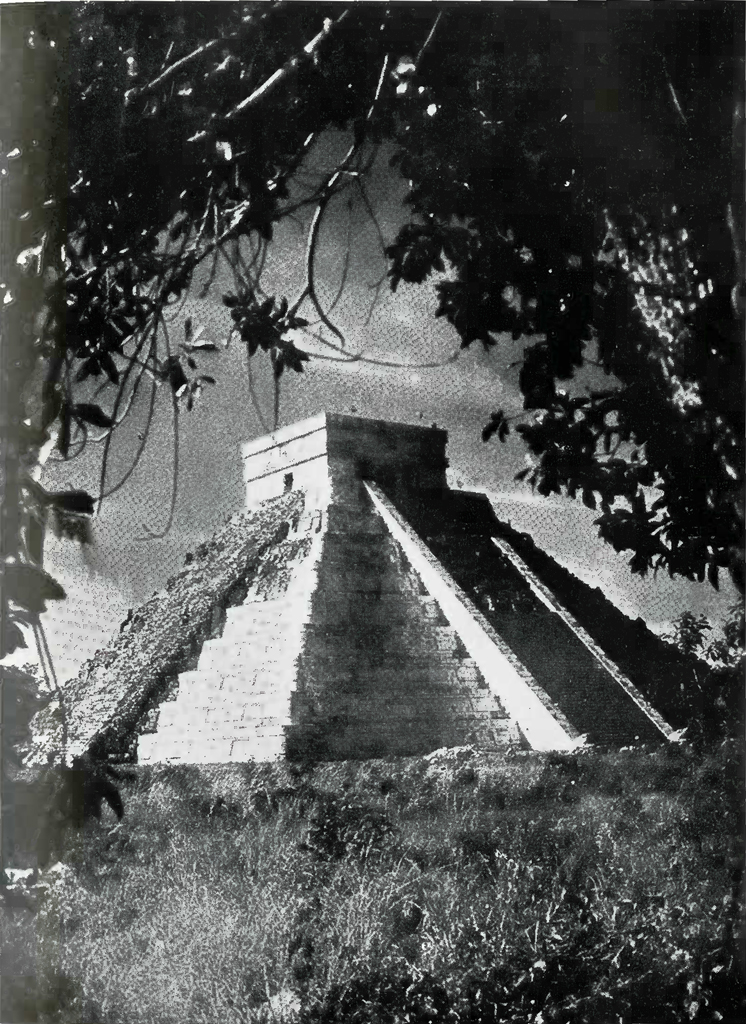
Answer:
[{"left": 26, "top": 413, "right": 673, "bottom": 767}]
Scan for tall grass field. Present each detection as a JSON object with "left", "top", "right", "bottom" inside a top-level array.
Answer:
[{"left": 2, "top": 740, "right": 743, "bottom": 1023}]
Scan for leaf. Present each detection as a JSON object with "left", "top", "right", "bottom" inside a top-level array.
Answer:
[
  {"left": 519, "top": 344, "right": 555, "bottom": 410},
  {"left": 49, "top": 507, "right": 92, "bottom": 544},
  {"left": 629, "top": 551, "right": 650, "bottom": 577},
  {"left": 181, "top": 324, "right": 214, "bottom": 350},
  {"left": 200, "top": 375, "right": 216, "bottom": 385},
  {"left": 3, "top": 562, "right": 66, "bottom": 614},
  {"left": 515, "top": 467, "right": 531, "bottom": 481},
  {"left": 45, "top": 489, "right": 95, "bottom": 515},
  {"left": 582, "top": 488, "right": 597, "bottom": 510},
  {"left": 74, "top": 403, "right": 114, "bottom": 429},
  {"left": 187, "top": 356, "right": 197, "bottom": 369},
  {"left": 75, "top": 357, "right": 100, "bottom": 383},
  {"left": 41, "top": 378, "right": 62, "bottom": 430},
  {"left": 482, "top": 410, "right": 505, "bottom": 443},
  {"left": 100, "top": 350, "right": 120, "bottom": 384},
  {"left": 183, "top": 340, "right": 219, "bottom": 351},
  {"left": 1, "top": 620, "right": 28, "bottom": 657},
  {"left": 708, "top": 561, "right": 719, "bottom": 590},
  {"left": 163, "top": 356, "right": 188, "bottom": 394},
  {"left": 57, "top": 402, "right": 71, "bottom": 458},
  {"left": 281, "top": 343, "right": 310, "bottom": 373}
]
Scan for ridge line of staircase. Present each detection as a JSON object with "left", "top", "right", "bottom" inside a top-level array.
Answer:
[
  {"left": 490, "top": 536, "right": 674, "bottom": 741},
  {"left": 363, "top": 481, "right": 580, "bottom": 752}
]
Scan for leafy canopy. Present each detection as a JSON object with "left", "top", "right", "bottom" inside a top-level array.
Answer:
[{"left": 1, "top": 2, "right": 743, "bottom": 658}]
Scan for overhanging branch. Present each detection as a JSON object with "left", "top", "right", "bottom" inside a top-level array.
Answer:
[{"left": 224, "top": 12, "right": 350, "bottom": 120}]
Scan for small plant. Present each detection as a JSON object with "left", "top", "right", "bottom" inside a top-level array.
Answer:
[
  {"left": 304, "top": 797, "right": 397, "bottom": 860},
  {"left": 302, "top": 969, "right": 450, "bottom": 1024}
]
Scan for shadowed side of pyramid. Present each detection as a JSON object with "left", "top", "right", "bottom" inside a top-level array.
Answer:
[{"left": 391, "top": 487, "right": 673, "bottom": 747}]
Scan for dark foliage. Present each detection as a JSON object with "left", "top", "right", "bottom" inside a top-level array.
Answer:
[
  {"left": 302, "top": 970, "right": 451, "bottom": 1024},
  {"left": 1, "top": 4, "right": 742, "bottom": 665},
  {"left": 303, "top": 796, "right": 397, "bottom": 860}
]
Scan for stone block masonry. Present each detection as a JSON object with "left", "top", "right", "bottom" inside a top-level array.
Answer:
[
  {"left": 26, "top": 413, "right": 674, "bottom": 767},
  {"left": 138, "top": 509, "right": 326, "bottom": 764},
  {"left": 138, "top": 460, "right": 517, "bottom": 763}
]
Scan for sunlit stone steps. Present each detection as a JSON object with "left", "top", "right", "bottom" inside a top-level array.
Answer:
[{"left": 138, "top": 519, "right": 324, "bottom": 764}]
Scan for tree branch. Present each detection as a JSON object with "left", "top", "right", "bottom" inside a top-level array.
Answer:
[
  {"left": 304, "top": 195, "right": 349, "bottom": 346},
  {"left": 139, "top": 315, "right": 180, "bottom": 541},
  {"left": 244, "top": 337, "right": 269, "bottom": 433},
  {"left": 291, "top": 53, "right": 391, "bottom": 343},
  {"left": 99, "top": 378, "right": 157, "bottom": 501},
  {"left": 415, "top": 11, "right": 443, "bottom": 72},
  {"left": 224, "top": 12, "right": 350, "bottom": 120},
  {"left": 666, "top": 78, "right": 687, "bottom": 124},
  {"left": 94, "top": 327, "right": 156, "bottom": 514},
  {"left": 128, "top": 38, "right": 222, "bottom": 103},
  {"left": 326, "top": 200, "right": 354, "bottom": 317},
  {"left": 298, "top": 325, "right": 461, "bottom": 370},
  {"left": 32, "top": 618, "right": 68, "bottom": 756}
]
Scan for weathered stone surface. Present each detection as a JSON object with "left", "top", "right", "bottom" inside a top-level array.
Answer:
[
  {"left": 24, "top": 490, "right": 305, "bottom": 766},
  {"left": 138, "top": 507, "right": 324, "bottom": 764}
]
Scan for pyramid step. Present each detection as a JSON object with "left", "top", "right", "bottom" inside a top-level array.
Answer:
[
  {"left": 298, "top": 651, "right": 480, "bottom": 675},
  {"left": 290, "top": 694, "right": 504, "bottom": 720},
  {"left": 176, "top": 669, "right": 254, "bottom": 690},
  {"left": 301, "top": 623, "right": 461, "bottom": 654},
  {"left": 314, "top": 566, "right": 423, "bottom": 593},
  {"left": 324, "top": 510, "right": 388, "bottom": 535},
  {"left": 156, "top": 701, "right": 292, "bottom": 730},
  {"left": 299, "top": 666, "right": 484, "bottom": 689},
  {"left": 139, "top": 720, "right": 289, "bottom": 754},
  {"left": 300, "top": 647, "right": 474, "bottom": 666},
  {"left": 309, "top": 596, "right": 443, "bottom": 626},
  {"left": 140, "top": 741, "right": 286, "bottom": 765},
  {"left": 138, "top": 725, "right": 287, "bottom": 764},
  {"left": 138, "top": 735, "right": 233, "bottom": 764},
  {"left": 226, "top": 598, "right": 309, "bottom": 625},
  {"left": 197, "top": 653, "right": 297, "bottom": 678},
  {"left": 202, "top": 630, "right": 303, "bottom": 656},
  {"left": 178, "top": 663, "right": 297, "bottom": 686}
]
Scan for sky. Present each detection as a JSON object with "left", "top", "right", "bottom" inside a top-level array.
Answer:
[{"left": 9, "top": 136, "right": 736, "bottom": 684}]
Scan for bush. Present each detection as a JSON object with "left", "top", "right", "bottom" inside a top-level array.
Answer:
[
  {"left": 304, "top": 797, "right": 397, "bottom": 860},
  {"left": 302, "top": 970, "right": 450, "bottom": 1024}
]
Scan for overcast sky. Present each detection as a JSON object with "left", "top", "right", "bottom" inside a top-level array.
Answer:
[{"left": 18, "top": 137, "right": 736, "bottom": 683}]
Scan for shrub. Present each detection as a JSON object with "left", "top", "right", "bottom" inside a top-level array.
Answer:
[
  {"left": 302, "top": 970, "right": 450, "bottom": 1024},
  {"left": 304, "top": 797, "right": 397, "bottom": 860},
  {"left": 0, "top": 971, "right": 101, "bottom": 1024}
]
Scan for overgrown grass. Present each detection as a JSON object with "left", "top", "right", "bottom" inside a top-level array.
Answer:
[{"left": 2, "top": 740, "right": 743, "bottom": 1023}]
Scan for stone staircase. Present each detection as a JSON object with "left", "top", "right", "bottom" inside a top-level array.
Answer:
[
  {"left": 286, "top": 485, "right": 515, "bottom": 760},
  {"left": 397, "top": 489, "right": 671, "bottom": 747},
  {"left": 137, "top": 482, "right": 516, "bottom": 765},
  {"left": 137, "top": 513, "right": 324, "bottom": 764}
]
